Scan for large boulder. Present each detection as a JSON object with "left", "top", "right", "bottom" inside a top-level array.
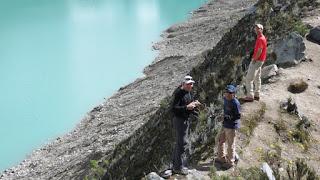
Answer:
[
  {"left": 306, "top": 26, "right": 320, "bottom": 45},
  {"left": 272, "top": 32, "right": 306, "bottom": 68}
]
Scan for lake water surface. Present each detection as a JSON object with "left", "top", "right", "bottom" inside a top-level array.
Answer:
[{"left": 0, "top": 0, "right": 206, "bottom": 171}]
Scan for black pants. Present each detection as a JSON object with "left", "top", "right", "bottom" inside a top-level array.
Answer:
[{"left": 172, "top": 116, "right": 189, "bottom": 170}]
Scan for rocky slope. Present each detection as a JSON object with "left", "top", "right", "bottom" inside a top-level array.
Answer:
[{"left": 0, "top": 0, "right": 257, "bottom": 179}]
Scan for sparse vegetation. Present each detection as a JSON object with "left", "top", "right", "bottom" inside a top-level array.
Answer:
[
  {"left": 209, "top": 165, "right": 217, "bottom": 178},
  {"left": 286, "top": 159, "right": 320, "bottom": 180},
  {"left": 84, "top": 160, "right": 108, "bottom": 180},
  {"left": 209, "top": 165, "right": 234, "bottom": 180},
  {"left": 240, "top": 102, "right": 266, "bottom": 138},
  {"left": 261, "top": 144, "right": 282, "bottom": 168},
  {"left": 277, "top": 98, "right": 313, "bottom": 150},
  {"left": 288, "top": 127, "right": 311, "bottom": 151},
  {"left": 159, "top": 96, "right": 171, "bottom": 109},
  {"left": 239, "top": 167, "right": 269, "bottom": 180},
  {"left": 293, "top": 20, "right": 309, "bottom": 37},
  {"left": 274, "top": 118, "right": 288, "bottom": 135}
]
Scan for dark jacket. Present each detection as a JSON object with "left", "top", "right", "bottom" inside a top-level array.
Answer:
[
  {"left": 223, "top": 97, "right": 241, "bottom": 129},
  {"left": 172, "top": 87, "right": 196, "bottom": 119}
]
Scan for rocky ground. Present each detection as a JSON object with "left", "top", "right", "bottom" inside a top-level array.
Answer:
[
  {"left": 215, "top": 38, "right": 320, "bottom": 178},
  {"left": 145, "top": 38, "right": 320, "bottom": 180},
  {"left": 0, "top": 0, "right": 257, "bottom": 179}
]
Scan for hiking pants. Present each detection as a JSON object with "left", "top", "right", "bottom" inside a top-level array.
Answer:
[
  {"left": 217, "top": 127, "right": 236, "bottom": 165},
  {"left": 172, "top": 116, "right": 189, "bottom": 170},
  {"left": 246, "top": 60, "right": 264, "bottom": 98}
]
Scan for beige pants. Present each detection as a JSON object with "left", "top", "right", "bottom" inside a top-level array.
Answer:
[
  {"left": 245, "top": 60, "right": 264, "bottom": 98},
  {"left": 217, "top": 127, "right": 236, "bottom": 164}
]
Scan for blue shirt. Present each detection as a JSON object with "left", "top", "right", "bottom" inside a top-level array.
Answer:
[{"left": 223, "top": 97, "right": 241, "bottom": 129}]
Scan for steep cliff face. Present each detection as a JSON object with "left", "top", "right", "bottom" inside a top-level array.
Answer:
[
  {"left": 103, "top": 0, "right": 319, "bottom": 179},
  {"left": 1, "top": 0, "right": 319, "bottom": 179}
]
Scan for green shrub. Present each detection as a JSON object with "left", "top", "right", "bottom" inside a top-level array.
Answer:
[
  {"left": 239, "top": 167, "right": 269, "bottom": 180},
  {"left": 289, "top": 128, "right": 311, "bottom": 150},
  {"left": 159, "top": 97, "right": 170, "bottom": 109},
  {"left": 286, "top": 158, "right": 320, "bottom": 180},
  {"left": 293, "top": 20, "right": 309, "bottom": 37},
  {"left": 288, "top": 79, "right": 308, "bottom": 94}
]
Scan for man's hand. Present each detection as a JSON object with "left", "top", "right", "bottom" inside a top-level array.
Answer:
[
  {"left": 186, "top": 102, "right": 196, "bottom": 110},
  {"left": 194, "top": 100, "right": 201, "bottom": 106},
  {"left": 224, "top": 115, "right": 232, "bottom": 121}
]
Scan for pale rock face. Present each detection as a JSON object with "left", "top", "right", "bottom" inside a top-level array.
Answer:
[{"left": 273, "top": 32, "right": 306, "bottom": 67}]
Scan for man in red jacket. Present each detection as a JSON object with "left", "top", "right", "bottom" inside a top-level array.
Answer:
[{"left": 244, "top": 24, "right": 267, "bottom": 102}]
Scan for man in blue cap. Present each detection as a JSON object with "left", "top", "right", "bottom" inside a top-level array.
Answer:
[{"left": 216, "top": 84, "right": 241, "bottom": 169}]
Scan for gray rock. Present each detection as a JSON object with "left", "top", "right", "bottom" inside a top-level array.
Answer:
[
  {"left": 186, "top": 169, "right": 210, "bottom": 180},
  {"left": 307, "top": 26, "right": 320, "bottom": 44},
  {"left": 273, "top": 32, "right": 306, "bottom": 68},
  {"left": 261, "top": 64, "right": 278, "bottom": 81},
  {"left": 261, "top": 163, "right": 276, "bottom": 180},
  {"left": 146, "top": 172, "right": 164, "bottom": 180}
]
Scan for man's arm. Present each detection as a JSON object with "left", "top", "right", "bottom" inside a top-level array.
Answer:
[
  {"left": 172, "top": 93, "right": 187, "bottom": 113},
  {"left": 253, "top": 39, "right": 263, "bottom": 60},
  {"left": 232, "top": 101, "right": 241, "bottom": 120},
  {"left": 252, "top": 48, "right": 262, "bottom": 61}
]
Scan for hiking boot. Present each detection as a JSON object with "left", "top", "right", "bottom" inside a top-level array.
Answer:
[
  {"left": 234, "top": 154, "right": 240, "bottom": 164},
  {"left": 161, "top": 169, "right": 172, "bottom": 178},
  {"left": 172, "top": 168, "right": 188, "bottom": 175},
  {"left": 215, "top": 157, "right": 227, "bottom": 164},
  {"left": 254, "top": 96, "right": 260, "bottom": 101},
  {"left": 243, "top": 96, "right": 254, "bottom": 102},
  {"left": 222, "top": 162, "right": 234, "bottom": 169}
]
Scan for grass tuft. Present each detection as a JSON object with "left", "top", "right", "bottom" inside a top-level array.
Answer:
[
  {"left": 288, "top": 79, "right": 308, "bottom": 94},
  {"left": 240, "top": 102, "right": 266, "bottom": 138}
]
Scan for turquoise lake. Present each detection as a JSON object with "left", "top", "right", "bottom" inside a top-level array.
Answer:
[{"left": 0, "top": 0, "right": 206, "bottom": 172}]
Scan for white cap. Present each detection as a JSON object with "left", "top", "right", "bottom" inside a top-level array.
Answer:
[
  {"left": 183, "top": 75, "right": 195, "bottom": 84},
  {"left": 255, "top": 23, "right": 263, "bottom": 30}
]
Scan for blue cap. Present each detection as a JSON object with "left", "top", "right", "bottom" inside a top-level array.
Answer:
[{"left": 226, "top": 85, "right": 237, "bottom": 93}]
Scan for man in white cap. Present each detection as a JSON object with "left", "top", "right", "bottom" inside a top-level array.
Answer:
[
  {"left": 243, "top": 23, "right": 267, "bottom": 102},
  {"left": 171, "top": 75, "right": 201, "bottom": 175}
]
